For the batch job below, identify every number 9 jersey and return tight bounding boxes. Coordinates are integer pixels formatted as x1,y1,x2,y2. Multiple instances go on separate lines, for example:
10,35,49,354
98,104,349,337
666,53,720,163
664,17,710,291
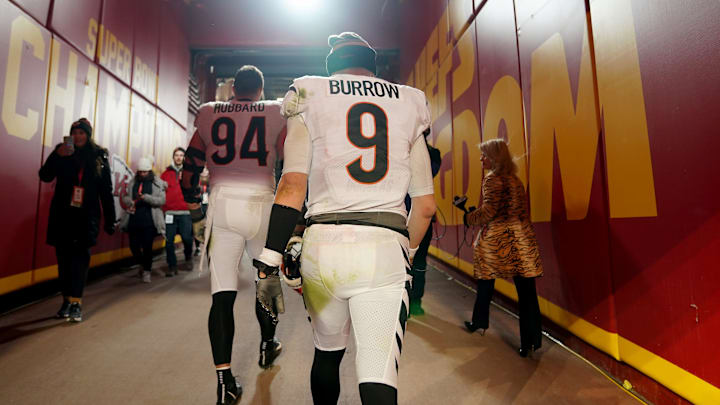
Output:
189,99,286,192
281,74,433,219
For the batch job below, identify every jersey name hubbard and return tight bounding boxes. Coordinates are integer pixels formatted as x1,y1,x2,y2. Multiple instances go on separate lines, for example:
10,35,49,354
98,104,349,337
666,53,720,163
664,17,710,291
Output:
283,74,431,218
192,100,285,192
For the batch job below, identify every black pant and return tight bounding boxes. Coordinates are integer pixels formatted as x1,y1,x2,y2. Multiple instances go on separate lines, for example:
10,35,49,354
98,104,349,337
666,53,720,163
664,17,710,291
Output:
55,245,91,298
471,276,542,349
409,224,433,301
165,214,193,268
129,226,156,272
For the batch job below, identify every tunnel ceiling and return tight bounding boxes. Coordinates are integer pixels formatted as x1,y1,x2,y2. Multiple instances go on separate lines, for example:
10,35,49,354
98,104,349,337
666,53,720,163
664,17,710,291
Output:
176,0,404,100
175,0,402,49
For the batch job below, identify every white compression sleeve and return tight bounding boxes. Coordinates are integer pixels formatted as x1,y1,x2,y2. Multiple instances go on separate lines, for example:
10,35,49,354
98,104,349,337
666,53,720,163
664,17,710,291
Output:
408,135,434,198
282,115,312,175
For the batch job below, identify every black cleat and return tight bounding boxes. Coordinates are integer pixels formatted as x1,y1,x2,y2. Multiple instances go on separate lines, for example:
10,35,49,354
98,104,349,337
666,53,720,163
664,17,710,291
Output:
56,300,70,319
216,375,242,405
67,302,82,323
259,338,282,369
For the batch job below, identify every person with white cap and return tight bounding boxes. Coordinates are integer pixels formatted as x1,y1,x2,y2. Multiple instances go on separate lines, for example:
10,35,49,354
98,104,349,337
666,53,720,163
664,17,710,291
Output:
253,32,436,405
120,156,167,283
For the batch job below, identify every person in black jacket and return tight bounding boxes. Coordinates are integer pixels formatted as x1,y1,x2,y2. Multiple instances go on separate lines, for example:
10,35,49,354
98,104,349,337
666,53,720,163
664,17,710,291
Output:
38,118,116,322
406,135,442,316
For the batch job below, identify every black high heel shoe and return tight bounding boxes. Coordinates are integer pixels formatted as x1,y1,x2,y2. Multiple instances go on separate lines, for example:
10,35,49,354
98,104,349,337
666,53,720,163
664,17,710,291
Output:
464,321,486,335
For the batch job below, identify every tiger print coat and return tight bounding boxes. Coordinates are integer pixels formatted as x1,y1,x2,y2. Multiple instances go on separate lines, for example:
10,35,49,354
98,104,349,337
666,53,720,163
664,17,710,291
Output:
466,172,543,280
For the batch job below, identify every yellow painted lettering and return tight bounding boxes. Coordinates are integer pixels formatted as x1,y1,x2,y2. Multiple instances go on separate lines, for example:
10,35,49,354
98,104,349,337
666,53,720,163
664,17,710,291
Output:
96,24,106,63
432,123,454,226
529,32,599,221
44,38,78,147
590,0,657,218
438,7,452,65
453,109,482,212
414,46,426,89
86,18,98,57
451,29,474,102
437,56,452,119
79,64,98,123
425,25,439,80
482,75,528,186
2,16,45,141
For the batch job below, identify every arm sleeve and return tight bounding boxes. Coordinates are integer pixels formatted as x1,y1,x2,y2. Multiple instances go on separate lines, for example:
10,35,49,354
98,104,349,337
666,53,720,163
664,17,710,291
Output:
413,93,432,144
281,115,312,175
99,154,117,225
38,146,61,182
280,80,309,118
467,175,502,226
408,135,434,198
142,180,166,207
182,129,206,203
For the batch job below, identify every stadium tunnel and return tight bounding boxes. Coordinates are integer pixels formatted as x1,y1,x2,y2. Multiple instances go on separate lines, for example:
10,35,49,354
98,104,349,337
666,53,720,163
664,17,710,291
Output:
0,0,718,404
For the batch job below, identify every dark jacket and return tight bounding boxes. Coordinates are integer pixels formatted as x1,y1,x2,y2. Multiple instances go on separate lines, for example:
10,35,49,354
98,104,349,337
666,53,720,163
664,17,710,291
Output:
39,143,116,247
160,164,189,212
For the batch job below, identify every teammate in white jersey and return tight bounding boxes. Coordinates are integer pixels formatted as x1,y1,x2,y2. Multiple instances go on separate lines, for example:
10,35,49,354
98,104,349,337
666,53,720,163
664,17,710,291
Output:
182,66,286,405
252,33,436,405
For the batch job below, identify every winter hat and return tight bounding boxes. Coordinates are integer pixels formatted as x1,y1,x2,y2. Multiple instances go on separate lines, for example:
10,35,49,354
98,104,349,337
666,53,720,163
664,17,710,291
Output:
137,156,153,172
70,118,93,138
326,32,376,76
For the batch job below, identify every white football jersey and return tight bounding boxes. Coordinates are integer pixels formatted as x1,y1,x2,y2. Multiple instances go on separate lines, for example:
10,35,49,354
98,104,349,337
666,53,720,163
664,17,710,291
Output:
190,100,286,192
282,74,432,218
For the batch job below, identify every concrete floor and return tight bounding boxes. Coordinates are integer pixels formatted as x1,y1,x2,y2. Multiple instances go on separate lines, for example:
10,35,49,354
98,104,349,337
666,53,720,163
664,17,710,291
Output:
0,254,640,405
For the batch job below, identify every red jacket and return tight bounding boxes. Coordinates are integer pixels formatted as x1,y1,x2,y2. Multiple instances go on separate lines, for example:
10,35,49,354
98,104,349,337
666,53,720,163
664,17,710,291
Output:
161,166,189,212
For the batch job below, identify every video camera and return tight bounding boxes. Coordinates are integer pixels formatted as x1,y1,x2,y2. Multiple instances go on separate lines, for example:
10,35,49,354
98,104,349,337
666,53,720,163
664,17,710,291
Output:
453,195,476,213
453,195,476,226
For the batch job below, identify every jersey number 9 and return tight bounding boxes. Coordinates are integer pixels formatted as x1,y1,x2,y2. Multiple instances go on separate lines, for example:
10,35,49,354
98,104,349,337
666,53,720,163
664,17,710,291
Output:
346,103,388,184
211,116,268,166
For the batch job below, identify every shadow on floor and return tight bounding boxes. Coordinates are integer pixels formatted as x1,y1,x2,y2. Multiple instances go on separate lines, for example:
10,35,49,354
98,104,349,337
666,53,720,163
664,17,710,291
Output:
0,316,66,345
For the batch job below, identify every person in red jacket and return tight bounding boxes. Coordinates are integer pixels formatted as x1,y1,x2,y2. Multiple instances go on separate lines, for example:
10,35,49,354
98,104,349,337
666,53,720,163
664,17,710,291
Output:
160,147,194,275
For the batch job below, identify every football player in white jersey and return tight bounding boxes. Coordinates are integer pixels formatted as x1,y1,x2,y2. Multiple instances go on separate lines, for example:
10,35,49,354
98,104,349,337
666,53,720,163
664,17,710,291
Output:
182,66,287,405
252,33,436,405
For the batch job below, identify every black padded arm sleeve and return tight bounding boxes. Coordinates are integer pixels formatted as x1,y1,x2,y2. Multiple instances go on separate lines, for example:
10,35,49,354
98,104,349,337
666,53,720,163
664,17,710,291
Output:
265,204,302,254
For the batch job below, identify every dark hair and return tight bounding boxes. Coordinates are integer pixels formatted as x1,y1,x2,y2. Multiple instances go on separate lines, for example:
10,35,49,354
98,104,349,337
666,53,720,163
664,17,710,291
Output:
233,65,264,97
173,147,186,155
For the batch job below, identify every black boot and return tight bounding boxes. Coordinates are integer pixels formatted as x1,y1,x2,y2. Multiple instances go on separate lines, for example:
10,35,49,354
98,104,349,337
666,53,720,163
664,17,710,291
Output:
67,302,82,323
259,338,282,369
56,299,70,319
216,373,242,405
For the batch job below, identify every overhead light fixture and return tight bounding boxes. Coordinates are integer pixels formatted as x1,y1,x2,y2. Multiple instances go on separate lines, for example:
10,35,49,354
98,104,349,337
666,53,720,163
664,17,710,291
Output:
286,0,320,13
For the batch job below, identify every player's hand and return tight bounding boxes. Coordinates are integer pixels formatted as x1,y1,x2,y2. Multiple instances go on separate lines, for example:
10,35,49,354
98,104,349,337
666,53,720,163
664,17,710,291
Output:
282,236,303,289
408,245,418,266
253,259,285,315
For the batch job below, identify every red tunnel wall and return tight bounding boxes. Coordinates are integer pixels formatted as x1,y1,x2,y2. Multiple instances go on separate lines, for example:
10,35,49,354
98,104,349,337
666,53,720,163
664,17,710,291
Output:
0,0,189,289
399,0,720,403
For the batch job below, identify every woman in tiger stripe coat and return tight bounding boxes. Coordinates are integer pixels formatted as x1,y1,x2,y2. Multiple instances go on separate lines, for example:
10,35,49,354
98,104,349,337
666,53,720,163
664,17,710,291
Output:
464,139,543,358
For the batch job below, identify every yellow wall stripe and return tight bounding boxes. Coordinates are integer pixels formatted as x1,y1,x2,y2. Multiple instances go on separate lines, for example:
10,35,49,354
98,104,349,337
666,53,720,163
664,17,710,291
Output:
429,246,720,402
0,238,168,296
619,337,720,405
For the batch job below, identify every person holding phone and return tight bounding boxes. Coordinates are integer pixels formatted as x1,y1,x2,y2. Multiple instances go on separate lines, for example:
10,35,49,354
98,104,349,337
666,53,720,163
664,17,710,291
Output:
120,156,167,283
38,118,116,322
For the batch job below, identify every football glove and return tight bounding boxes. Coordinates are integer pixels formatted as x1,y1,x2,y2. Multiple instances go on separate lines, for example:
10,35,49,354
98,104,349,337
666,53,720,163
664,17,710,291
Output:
282,236,303,290
253,259,285,316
